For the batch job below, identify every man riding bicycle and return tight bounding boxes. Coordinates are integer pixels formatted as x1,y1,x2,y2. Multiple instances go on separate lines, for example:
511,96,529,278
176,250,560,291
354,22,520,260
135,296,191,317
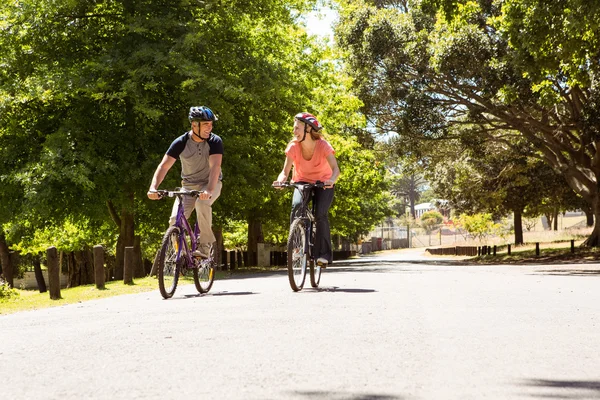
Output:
273,112,340,266
147,106,223,258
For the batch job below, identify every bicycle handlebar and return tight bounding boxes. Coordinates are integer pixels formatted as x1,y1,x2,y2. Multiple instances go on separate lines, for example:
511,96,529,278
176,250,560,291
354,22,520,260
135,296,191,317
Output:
272,181,326,190
153,189,210,199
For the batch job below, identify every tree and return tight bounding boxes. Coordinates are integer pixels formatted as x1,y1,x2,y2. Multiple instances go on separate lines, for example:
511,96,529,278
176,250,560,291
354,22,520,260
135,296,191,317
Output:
336,0,600,246
420,210,443,233
0,0,333,262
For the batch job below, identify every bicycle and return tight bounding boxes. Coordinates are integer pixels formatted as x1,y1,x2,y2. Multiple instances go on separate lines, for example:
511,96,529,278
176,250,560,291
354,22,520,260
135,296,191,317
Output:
273,181,326,291
154,189,216,299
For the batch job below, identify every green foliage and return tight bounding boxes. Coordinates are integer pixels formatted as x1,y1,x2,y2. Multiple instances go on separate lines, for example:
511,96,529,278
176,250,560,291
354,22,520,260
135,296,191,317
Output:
223,221,249,250
10,219,116,255
456,213,501,242
336,0,600,245
0,280,19,300
420,210,443,233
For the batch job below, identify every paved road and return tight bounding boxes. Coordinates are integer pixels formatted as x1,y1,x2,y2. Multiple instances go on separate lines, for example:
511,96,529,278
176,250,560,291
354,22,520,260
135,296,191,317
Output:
1,250,600,400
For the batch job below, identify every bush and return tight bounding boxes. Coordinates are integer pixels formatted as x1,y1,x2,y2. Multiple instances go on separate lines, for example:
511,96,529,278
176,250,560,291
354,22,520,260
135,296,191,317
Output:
0,279,19,300
420,211,444,233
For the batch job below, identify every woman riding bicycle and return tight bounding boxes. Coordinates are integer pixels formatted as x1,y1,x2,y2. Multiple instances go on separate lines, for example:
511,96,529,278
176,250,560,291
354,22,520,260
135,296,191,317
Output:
273,112,340,266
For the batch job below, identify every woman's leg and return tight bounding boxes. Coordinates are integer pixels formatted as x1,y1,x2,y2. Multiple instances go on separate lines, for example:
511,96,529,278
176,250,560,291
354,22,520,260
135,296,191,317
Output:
290,186,309,225
313,187,335,263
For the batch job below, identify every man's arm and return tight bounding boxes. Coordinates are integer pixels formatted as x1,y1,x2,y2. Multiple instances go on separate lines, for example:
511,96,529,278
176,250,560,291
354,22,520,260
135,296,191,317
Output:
201,153,222,199
147,154,177,199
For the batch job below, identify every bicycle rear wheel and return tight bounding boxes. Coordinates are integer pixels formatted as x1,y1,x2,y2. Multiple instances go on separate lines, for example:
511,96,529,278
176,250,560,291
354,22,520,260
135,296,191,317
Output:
158,226,182,299
287,219,307,291
194,243,215,293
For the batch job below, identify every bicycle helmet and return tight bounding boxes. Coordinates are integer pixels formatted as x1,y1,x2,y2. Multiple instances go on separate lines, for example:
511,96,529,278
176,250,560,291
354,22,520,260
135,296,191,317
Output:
188,106,218,122
295,112,323,131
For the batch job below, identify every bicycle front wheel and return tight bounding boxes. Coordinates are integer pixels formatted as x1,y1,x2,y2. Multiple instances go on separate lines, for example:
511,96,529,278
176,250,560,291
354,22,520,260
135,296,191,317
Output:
158,226,182,299
194,243,215,294
310,261,321,288
287,219,307,291
309,223,321,288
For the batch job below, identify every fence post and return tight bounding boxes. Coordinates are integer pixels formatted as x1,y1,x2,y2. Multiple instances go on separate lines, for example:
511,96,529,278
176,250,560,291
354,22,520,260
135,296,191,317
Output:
93,245,106,290
571,239,575,253
508,244,511,255
493,245,496,256
47,246,61,300
123,246,134,284
230,251,236,270
535,242,540,256
237,251,242,269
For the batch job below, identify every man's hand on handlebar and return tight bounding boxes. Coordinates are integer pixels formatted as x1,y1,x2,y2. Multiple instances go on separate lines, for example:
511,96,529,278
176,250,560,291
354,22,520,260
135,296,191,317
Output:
199,190,212,200
147,189,162,200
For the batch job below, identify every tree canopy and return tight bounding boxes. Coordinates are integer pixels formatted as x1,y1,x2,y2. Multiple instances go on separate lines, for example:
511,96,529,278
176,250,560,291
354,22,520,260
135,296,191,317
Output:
0,0,390,266
336,0,600,245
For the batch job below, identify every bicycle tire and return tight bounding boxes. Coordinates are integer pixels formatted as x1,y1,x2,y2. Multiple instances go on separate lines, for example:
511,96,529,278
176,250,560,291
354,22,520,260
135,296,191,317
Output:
287,218,307,291
309,223,321,287
310,261,321,288
193,243,215,293
158,226,182,299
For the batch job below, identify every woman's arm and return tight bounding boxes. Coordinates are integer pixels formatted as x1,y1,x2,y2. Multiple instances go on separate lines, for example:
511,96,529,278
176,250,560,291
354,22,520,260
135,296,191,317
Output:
325,153,340,188
273,155,293,187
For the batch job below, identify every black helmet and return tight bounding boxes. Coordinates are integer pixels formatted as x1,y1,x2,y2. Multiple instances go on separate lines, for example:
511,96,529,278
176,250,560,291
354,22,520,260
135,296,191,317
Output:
188,106,218,122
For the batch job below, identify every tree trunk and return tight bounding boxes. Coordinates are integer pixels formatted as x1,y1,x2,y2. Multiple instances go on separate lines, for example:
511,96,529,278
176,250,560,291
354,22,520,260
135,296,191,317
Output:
33,256,47,293
409,192,416,219
582,198,600,247
247,218,264,255
513,209,524,245
553,208,559,231
543,213,552,230
0,234,13,288
584,208,594,226
213,225,224,270
67,251,78,288
133,236,145,278
114,194,135,280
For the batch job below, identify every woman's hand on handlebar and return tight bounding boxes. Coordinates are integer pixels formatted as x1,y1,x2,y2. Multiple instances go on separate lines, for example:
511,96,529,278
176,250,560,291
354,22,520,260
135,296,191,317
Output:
272,180,287,189
324,180,335,189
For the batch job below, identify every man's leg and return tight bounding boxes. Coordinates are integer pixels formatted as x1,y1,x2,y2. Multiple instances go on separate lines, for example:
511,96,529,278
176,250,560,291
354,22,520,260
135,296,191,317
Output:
194,181,222,245
313,186,335,264
169,192,196,226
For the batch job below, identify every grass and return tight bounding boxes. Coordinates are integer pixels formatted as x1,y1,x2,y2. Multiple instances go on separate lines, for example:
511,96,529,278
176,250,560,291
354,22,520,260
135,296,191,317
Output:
465,240,600,264
0,266,282,316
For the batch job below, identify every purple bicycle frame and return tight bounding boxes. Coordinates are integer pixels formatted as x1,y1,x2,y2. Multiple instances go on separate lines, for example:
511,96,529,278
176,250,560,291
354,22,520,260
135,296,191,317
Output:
173,196,200,267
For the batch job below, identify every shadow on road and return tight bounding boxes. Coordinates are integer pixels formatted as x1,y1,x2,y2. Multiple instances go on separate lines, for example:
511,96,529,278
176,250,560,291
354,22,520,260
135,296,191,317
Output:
180,291,256,299
522,379,600,398
533,269,600,276
307,286,376,293
291,391,405,400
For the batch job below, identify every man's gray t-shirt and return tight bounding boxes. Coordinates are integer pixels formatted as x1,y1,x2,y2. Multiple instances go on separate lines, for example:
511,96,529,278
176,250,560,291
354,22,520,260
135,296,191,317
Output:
166,132,223,185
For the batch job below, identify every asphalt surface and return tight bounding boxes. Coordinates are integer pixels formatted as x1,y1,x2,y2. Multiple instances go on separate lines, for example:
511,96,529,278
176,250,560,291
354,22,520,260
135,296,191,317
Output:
1,249,599,400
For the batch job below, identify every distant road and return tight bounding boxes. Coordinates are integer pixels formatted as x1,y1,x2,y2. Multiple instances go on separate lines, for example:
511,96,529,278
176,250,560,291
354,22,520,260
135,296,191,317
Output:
2,249,599,399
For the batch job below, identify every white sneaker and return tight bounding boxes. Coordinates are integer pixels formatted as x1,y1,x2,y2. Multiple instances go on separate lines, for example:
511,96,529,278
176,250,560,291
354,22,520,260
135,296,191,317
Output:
316,257,329,267
193,244,211,259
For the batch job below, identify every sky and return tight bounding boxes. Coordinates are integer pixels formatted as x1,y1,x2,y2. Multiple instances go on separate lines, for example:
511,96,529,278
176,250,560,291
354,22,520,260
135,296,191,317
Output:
304,7,338,41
